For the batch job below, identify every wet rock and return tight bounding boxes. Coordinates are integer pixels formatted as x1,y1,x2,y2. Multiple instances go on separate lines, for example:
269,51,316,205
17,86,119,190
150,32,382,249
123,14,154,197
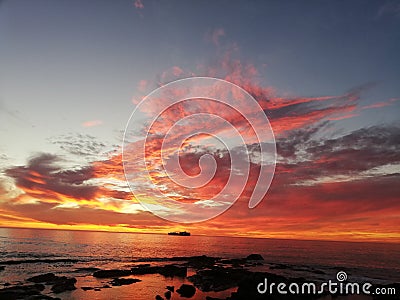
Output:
269,263,289,270
159,265,187,277
220,258,246,267
109,278,141,286
176,284,196,298
134,263,151,268
171,255,220,269
131,264,187,277
164,290,172,299
246,254,264,261
187,256,219,269
155,295,164,300
25,295,61,300
27,273,77,294
93,269,131,278
1,258,79,265
131,265,161,275
75,267,100,273
51,277,77,293
166,285,174,292
0,284,45,299
27,273,58,283
188,267,250,292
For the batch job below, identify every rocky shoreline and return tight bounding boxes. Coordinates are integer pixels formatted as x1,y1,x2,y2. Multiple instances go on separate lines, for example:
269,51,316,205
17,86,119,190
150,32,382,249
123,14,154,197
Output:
0,254,398,299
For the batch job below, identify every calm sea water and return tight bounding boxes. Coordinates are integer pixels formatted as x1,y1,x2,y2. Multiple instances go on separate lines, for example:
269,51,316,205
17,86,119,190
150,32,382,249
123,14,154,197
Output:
0,227,399,295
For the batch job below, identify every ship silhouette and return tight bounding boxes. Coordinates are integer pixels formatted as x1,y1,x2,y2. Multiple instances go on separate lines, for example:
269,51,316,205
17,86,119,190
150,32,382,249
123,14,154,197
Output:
167,231,191,236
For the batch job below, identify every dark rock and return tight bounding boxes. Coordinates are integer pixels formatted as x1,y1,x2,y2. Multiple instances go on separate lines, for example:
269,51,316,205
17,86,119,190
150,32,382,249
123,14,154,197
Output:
155,295,164,300
131,265,161,275
188,267,249,292
27,273,77,294
102,285,111,288
27,273,58,283
93,269,131,278
134,263,151,268
0,284,45,299
159,265,187,277
220,258,246,267
81,286,93,291
205,297,225,300
25,295,61,300
176,284,196,298
171,255,220,269
51,277,77,294
94,288,101,291
0,258,79,265
131,264,187,277
187,256,219,269
164,290,172,299
166,285,174,292
109,278,141,286
269,263,289,270
75,267,100,272
246,254,264,261
0,266,4,271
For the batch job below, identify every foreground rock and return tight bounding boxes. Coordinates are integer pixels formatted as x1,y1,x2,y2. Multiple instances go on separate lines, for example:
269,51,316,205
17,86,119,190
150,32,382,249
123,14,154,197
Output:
188,267,251,292
27,273,77,294
164,290,172,299
0,284,45,299
93,269,131,278
166,285,174,292
109,278,141,286
27,273,58,283
130,264,187,277
51,277,77,294
246,254,264,261
171,255,220,269
160,265,187,277
176,284,196,298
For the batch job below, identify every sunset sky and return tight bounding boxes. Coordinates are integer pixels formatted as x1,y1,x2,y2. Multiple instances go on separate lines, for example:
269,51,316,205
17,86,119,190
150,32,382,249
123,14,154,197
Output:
0,0,399,242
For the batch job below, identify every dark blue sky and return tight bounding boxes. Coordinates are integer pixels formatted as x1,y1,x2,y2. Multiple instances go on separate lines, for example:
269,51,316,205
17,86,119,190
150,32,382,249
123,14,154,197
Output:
0,0,399,161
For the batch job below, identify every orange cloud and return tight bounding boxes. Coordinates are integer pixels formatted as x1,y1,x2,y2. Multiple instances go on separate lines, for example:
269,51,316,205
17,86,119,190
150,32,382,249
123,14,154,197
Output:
82,120,103,127
2,53,399,242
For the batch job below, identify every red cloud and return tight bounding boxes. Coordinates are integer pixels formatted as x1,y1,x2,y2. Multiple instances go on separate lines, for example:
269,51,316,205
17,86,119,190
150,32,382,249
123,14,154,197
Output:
134,0,144,9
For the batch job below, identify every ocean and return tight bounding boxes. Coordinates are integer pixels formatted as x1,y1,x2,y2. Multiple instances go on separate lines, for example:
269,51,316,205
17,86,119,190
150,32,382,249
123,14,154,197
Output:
0,228,399,299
